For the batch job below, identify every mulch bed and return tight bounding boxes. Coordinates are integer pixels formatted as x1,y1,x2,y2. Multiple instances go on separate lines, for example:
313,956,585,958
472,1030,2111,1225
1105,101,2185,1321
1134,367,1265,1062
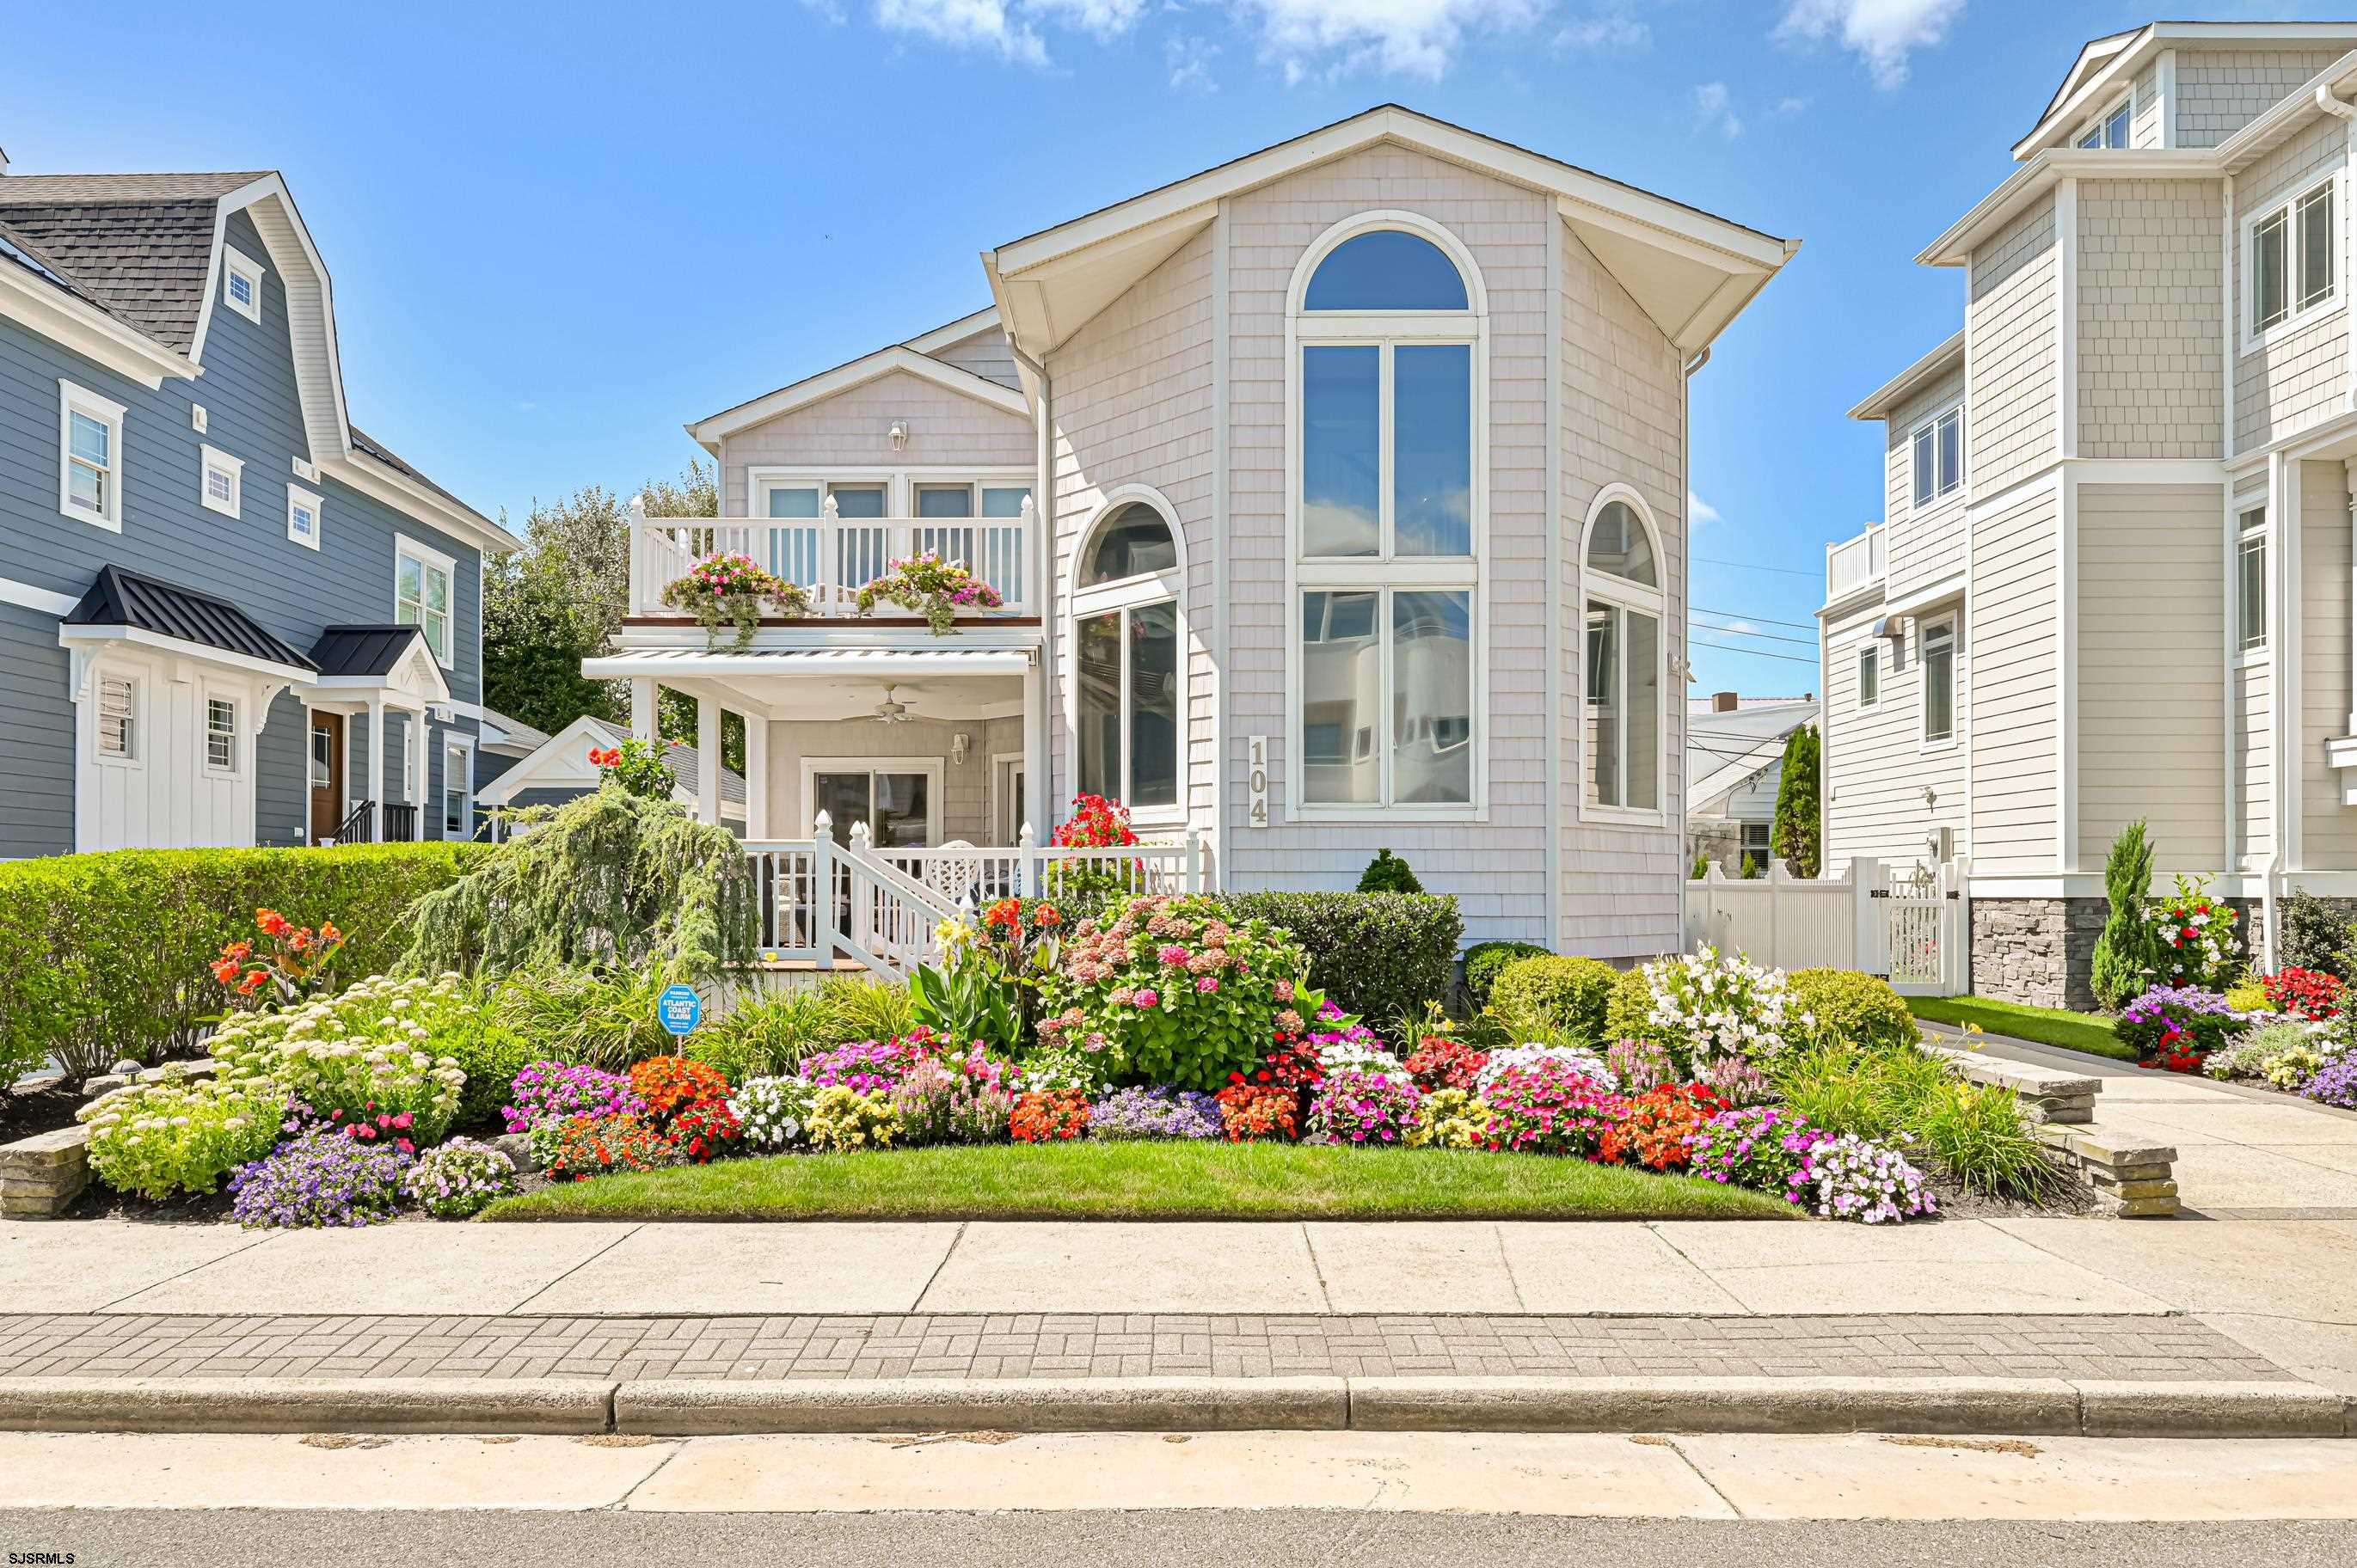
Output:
0,1084,85,1146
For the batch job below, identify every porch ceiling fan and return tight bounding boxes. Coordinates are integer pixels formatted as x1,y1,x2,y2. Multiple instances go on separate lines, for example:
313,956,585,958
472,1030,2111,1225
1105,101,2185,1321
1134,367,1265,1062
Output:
869,683,916,723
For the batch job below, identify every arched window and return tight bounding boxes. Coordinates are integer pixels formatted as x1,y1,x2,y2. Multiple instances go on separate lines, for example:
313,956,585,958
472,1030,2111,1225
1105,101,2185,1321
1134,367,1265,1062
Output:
1289,213,1484,816
1070,497,1184,813
1582,494,1666,817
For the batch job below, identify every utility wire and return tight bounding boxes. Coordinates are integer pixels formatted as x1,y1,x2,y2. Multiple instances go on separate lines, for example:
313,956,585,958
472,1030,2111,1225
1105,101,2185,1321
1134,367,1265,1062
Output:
1694,554,1824,579
1694,604,1819,632
1691,619,1820,648
1690,635,1822,667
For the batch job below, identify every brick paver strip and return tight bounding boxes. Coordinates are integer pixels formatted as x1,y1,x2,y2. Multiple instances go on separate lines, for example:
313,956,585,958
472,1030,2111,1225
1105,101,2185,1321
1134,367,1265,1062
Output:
0,1313,2290,1384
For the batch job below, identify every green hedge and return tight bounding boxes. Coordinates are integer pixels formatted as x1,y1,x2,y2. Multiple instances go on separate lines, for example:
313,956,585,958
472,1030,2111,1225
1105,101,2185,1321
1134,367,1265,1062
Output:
1464,941,1550,1009
1218,891,1463,1043
1785,968,1918,1052
0,842,490,1082
1490,955,1622,1043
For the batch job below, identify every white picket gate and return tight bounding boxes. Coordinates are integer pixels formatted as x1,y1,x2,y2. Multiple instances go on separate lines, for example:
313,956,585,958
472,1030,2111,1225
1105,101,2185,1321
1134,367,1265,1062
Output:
1683,857,1969,995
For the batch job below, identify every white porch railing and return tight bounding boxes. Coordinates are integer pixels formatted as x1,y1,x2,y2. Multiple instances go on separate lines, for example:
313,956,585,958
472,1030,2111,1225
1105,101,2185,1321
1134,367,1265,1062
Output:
741,818,1202,971
1824,525,1886,602
628,496,1033,619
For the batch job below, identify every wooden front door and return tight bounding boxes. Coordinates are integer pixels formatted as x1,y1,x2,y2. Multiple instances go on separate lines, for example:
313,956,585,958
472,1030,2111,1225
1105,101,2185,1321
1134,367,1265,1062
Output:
309,713,346,842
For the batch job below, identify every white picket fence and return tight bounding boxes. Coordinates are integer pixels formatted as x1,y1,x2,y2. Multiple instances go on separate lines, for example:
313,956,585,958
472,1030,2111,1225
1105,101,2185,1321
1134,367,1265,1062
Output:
1683,857,1971,995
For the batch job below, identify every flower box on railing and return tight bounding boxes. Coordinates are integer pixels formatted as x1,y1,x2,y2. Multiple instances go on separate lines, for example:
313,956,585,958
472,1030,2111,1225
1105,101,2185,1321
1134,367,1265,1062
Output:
626,496,1034,622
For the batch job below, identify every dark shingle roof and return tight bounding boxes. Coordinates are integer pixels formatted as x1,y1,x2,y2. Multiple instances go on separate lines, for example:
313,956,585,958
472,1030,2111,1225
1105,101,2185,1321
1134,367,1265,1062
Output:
64,565,316,672
0,216,117,315
309,625,429,678
0,177,262,351
347,425,483,519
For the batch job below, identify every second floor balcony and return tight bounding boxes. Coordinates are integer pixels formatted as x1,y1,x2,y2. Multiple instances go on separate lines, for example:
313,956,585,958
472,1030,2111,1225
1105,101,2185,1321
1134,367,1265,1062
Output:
1825,524,1886,604
625,495,1034,622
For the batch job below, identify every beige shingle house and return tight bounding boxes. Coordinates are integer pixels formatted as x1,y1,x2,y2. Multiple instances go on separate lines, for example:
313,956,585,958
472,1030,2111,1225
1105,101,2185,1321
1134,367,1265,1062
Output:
1820,21,2357,1007
590,107,1795,959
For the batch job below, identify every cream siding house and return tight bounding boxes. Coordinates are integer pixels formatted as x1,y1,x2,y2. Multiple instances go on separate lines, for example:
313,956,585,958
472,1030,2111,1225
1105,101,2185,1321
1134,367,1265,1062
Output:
594,107,1796,959
1820,21,2357,1007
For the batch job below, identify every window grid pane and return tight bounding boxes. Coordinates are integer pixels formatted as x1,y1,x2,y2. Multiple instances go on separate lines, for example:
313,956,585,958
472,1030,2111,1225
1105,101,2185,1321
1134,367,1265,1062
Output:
1391,344,1472,556
1912,426,1935,506
1301,346,1381,557
1130,600,1180,808
1391,590,1471,805
1923,627,1956,742
2255,211,2289,331
2238,524,2268,652
2300,185,2336,312
1301,590,1381,804
206,699,236,769
99,678,134,758
1858,646,1878,706
1937,411,1961,495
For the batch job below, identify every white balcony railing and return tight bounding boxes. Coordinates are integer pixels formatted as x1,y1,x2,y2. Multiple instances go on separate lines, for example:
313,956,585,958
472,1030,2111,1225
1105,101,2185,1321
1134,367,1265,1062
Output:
1825,525,1887,602
628,496,1033,620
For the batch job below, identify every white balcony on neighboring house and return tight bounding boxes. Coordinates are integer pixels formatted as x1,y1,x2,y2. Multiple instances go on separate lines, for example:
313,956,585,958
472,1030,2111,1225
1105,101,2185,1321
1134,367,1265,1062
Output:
626,495,1034,622
1825,524,1887,604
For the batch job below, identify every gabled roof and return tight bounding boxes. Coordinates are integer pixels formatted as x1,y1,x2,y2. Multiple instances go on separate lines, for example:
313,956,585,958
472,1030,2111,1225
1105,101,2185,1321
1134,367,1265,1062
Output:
1686,699,1814,814
308,624,429,678
985,104,1797,358
685,341,1029,453
62,564,316,675
0,166,512,554
2015,22,2357,160
1848,331,1965,421
478,707,555,755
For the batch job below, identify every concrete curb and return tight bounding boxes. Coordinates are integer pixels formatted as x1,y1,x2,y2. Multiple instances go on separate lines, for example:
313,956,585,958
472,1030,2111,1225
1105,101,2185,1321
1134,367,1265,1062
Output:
0,1374,2343,1439
616,1376,1351,1435
0,1377,613,1435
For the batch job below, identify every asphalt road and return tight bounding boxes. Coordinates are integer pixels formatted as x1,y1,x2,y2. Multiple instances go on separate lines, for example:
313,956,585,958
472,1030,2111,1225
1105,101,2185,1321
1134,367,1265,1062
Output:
8,1510,2357,1568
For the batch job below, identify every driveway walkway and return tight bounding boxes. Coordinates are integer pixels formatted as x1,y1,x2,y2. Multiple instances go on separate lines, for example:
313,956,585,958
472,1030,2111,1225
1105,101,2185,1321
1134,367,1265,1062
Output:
1941,1028,2357,1218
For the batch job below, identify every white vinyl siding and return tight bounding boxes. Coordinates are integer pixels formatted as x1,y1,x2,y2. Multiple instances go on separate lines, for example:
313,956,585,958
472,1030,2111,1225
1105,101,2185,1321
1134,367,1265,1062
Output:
1968,487,2059,877
1819,603,1966,874
2076,484,2227,871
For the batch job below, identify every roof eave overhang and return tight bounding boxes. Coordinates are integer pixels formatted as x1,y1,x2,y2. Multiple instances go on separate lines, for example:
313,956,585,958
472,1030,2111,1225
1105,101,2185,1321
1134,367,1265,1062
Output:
57,622,316,684
686,344,1030,448
1918,150,2220,266
986,107,1796,362
2215,53,2357,174
0,266,199,389
901,306,1001,355
326,449,515,556
2015,27,2152,159
1848,330,1967,421
2013,24,2357,159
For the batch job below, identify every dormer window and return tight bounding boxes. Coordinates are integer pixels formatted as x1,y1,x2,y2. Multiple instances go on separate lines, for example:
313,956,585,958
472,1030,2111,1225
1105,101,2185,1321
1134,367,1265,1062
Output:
224,247,265,324
2077,95,2130,150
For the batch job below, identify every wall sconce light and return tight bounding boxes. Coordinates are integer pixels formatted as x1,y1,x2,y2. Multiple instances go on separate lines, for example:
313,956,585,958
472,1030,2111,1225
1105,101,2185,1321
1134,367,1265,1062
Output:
950,732,970,765
888,419,911,450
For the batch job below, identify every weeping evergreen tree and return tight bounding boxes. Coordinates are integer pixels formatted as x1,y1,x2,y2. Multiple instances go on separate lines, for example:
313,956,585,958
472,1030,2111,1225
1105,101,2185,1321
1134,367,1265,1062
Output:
2090,818,2161,1012
399,786,758,978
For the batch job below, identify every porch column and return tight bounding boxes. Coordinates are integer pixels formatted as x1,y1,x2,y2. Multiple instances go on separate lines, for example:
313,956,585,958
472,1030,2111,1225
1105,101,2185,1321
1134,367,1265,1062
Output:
697,694,721,825
366,696,385,840
1022,653,1047,839
630,677,658,744
746,716,770,838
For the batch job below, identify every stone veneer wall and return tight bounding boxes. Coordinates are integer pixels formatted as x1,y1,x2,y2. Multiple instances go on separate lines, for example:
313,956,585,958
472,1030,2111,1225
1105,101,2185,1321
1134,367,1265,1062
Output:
1969,897,2108,1011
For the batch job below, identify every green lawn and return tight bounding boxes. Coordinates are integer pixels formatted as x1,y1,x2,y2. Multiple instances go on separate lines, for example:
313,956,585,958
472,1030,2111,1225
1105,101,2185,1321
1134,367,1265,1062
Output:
482,1142,1796,1222
1906,995,2137,1061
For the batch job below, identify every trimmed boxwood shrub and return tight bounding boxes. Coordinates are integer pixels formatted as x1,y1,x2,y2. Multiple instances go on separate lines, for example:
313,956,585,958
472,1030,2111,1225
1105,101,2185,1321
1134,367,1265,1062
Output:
1604,964,1660,1046
1218,891,1462,1044
1490,955,1621,1044
1785,968,1918,1051
1464,941,1549,1008
0,842,488,1082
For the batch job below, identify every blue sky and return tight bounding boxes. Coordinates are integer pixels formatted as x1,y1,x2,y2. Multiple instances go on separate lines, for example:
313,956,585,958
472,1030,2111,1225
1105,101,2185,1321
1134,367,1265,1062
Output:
6,2,2336,695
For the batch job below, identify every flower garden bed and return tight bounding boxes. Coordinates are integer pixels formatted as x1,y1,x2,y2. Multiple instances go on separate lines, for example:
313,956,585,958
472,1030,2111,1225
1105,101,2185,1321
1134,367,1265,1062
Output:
478,1141,1795,1222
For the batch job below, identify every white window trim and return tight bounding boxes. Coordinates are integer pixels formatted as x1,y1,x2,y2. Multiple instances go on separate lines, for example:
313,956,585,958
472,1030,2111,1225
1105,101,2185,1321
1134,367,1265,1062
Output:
1284,211,1489,822
1919,613,1961,752
58,381,127,532
1856,643,1880,710
395,533,458,669
222,246,266,325
2235,503,2269,665
1579,487,1671,826
199,444,244,519
2240,168,2347,355
746,466,1033,522
441,735,473,840
1908,401,1964,509
93,670,143,768
1065,487,1189,829
203,690,242,776
2076,93,2132,149
797,757,948,843
286,483,324,551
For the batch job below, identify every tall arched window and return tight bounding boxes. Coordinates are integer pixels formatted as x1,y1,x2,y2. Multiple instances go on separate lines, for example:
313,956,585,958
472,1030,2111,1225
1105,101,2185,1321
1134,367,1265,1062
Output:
1583,493,1666,817
1289,212,1484,815
1070,497,1183,812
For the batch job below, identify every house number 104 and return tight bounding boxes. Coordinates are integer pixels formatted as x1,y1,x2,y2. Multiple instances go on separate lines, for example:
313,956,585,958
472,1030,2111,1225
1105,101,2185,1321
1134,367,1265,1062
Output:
1247,735,1268,828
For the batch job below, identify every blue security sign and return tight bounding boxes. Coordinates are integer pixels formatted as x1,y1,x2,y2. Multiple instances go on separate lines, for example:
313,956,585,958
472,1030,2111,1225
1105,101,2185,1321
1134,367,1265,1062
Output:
657,984,703,1037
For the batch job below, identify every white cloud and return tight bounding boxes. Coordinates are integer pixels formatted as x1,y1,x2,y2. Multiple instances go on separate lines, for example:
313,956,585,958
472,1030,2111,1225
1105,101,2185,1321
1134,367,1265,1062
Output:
1556,2,1649,50
1693,81,1741,139
1235,0,1549,83
1167,32,1221,90
1689,490,1722,525
1773,94,1811,116
871,0,1146,67
1774,0,1963,89
801,0,848,20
